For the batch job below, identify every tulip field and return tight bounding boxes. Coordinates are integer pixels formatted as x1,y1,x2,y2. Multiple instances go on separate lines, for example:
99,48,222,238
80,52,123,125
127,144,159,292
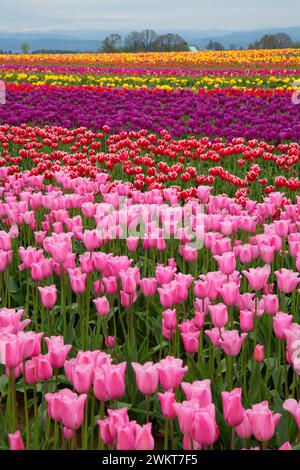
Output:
0,50,300,452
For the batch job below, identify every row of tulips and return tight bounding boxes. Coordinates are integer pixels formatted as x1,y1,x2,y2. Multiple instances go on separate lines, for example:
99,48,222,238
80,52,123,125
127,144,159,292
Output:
1,70,299,91
1,86,299,142
0,163,300,449
0,125,299,200
0,49,299,68
1,64,299,77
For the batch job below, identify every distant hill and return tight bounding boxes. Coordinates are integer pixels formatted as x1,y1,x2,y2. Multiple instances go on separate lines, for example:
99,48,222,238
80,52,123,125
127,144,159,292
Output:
0,27,299,52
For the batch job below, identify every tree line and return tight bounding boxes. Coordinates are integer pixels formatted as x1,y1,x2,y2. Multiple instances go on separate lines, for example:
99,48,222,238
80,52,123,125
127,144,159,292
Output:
206,33,300,51
99,30,189,53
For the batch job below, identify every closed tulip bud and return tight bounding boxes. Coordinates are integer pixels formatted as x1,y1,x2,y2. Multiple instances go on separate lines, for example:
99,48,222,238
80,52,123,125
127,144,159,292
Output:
63,427,73,440
240,310,254,332
162,309,177,330
181,331,200,354
279,441,293,450
273,312,293,340
61,392,87,431
8,430,25,450
253,344,265,362
126,236,139,252
72,363,93,394
105,335,115,349
158,390,177,419
117,422,136,450
93,296,110,317
103,362,126,400
192,404,219,446
209,303,228,328
218,282,239,307
33,354,53,381
97,418,114,445
283,399,300,429
135,423,155,450
262,294,279,315
38,285,57,309
102,276,118,295
24,359,38,384
221,388,244,427
44,336,72,369
235,411,252,439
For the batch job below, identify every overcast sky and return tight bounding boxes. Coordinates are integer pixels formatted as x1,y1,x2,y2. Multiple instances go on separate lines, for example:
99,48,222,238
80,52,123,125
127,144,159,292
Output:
1,0,299,32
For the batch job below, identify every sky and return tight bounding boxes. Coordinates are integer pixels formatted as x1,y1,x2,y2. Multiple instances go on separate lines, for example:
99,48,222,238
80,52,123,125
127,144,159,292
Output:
0,0,299,32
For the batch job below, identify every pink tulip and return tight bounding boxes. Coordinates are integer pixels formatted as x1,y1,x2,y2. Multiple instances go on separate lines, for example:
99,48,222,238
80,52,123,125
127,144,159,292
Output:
156,356,187,389
181,379,212,406
278,441,293,450
209,303,228,328
242,265,270,291
44,336,72,369
262,294,279,315
214,252,236,276
162,309,177,330
61,392,87,430
275,269,300,293
157,390,177,419
93,296,110,317
273,312,293,340
24,360,38,384
240,310,255,332
134,422,155,450
219,330,247,356
218,282,239,307
221,388,244,427
247,401,281,442
8,430,25,450
235,411,252,439
131,362,159,395
253,344,265,362
102,362,127,400
139,278,157,297
283,399,300,429
38,285,57,309
192,403,219,446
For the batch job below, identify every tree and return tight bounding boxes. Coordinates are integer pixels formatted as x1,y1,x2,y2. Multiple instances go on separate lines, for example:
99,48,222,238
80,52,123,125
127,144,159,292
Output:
229,44,237,50
152,34,189,52
99,34,122,53
21,42,30,54
206,40,225,51
274,33,294,48
139,30,158,51
249,33,294,50
124,31,143,52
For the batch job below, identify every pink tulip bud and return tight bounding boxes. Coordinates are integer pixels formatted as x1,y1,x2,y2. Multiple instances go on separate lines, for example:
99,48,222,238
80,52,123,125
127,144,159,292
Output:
93,296,110,317
8,430,25,450
253,344,265,362
158,389,177,419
